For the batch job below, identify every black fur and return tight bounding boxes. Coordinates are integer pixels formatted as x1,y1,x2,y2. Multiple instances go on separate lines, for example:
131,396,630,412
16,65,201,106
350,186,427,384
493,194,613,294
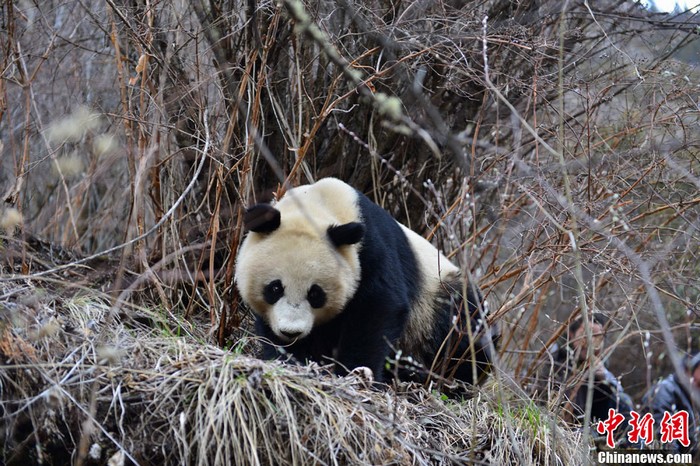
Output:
253,188,494,389
412,279,495,389
244,204,280,233
327,222,365,247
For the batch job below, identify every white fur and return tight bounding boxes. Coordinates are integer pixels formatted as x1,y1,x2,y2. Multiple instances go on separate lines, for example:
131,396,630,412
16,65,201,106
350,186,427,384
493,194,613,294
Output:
398,224,461,353
268,300,315,339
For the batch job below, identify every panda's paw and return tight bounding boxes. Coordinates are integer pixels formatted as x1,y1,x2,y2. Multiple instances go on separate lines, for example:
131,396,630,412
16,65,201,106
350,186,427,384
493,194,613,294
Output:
347,366,374,388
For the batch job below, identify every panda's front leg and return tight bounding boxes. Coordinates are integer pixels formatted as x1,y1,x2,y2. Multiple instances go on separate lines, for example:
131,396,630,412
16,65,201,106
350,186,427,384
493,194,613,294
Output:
334,303,408,383
255,316,286,360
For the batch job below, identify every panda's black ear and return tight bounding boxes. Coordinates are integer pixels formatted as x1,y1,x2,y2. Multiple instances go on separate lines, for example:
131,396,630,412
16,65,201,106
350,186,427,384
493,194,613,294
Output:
327,222,365,247
244,204,281,233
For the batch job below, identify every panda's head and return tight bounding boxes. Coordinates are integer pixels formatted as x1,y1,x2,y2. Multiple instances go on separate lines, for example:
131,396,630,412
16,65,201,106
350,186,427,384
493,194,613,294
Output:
235,188,364,342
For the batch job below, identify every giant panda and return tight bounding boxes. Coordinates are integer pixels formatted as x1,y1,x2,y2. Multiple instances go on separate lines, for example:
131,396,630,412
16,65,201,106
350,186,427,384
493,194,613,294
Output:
235,177,495,389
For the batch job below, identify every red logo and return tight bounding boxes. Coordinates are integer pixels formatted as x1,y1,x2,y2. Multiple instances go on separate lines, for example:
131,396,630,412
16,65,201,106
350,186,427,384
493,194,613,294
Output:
627,411,655,446
659,410,690,447
593,409,691,449
597,408,626,448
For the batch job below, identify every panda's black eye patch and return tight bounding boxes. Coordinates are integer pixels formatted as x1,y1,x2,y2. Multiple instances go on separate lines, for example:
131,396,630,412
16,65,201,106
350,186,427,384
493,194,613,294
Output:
263,280,284,305
307,284,327,309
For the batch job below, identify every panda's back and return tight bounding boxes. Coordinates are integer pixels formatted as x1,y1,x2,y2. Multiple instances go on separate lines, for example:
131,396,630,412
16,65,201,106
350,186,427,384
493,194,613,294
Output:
276,177,361,229
353,190,422,308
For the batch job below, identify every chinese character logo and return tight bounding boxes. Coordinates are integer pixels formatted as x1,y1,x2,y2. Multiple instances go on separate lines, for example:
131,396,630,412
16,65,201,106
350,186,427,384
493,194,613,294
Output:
593,409,690,449
627,411,654,446
659,410,690,447
596,408,625,448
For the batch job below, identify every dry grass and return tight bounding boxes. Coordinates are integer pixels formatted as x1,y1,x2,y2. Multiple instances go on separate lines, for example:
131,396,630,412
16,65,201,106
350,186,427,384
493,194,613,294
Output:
0,278,586,465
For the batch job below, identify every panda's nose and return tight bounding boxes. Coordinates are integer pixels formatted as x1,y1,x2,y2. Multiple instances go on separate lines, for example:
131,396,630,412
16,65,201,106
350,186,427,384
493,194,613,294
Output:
281,330,302,340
